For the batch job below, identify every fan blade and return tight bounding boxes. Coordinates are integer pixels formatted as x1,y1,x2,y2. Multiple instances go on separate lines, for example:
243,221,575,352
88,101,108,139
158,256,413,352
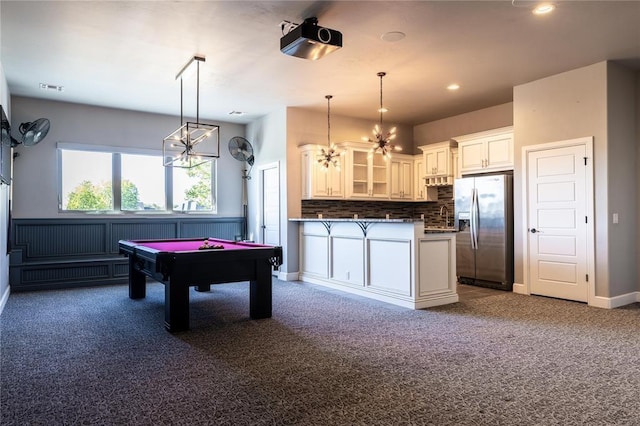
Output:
20,118,51,146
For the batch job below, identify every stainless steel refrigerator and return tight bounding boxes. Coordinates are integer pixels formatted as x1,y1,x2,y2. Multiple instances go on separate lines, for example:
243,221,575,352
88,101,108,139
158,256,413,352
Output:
454,173,513,290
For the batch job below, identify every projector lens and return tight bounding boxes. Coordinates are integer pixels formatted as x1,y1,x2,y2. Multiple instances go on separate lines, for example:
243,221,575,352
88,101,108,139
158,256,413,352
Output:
317,28,332,43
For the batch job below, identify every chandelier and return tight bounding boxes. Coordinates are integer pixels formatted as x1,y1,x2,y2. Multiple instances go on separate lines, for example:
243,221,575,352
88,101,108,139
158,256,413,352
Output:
163,55,220,168
317,95,343,170
363,71,401,160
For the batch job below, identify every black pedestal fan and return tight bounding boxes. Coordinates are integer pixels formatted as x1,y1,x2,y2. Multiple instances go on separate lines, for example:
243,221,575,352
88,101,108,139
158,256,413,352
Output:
228,137,254,241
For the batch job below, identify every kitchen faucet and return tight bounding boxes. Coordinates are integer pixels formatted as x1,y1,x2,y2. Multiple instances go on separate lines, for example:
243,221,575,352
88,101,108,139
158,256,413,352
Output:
439,205,450,228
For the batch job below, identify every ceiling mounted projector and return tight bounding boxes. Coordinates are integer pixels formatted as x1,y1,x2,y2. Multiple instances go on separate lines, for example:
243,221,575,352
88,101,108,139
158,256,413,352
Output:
280,17,342,60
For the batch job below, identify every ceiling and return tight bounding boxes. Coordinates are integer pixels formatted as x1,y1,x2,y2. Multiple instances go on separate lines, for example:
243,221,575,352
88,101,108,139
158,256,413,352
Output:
2,1,639,126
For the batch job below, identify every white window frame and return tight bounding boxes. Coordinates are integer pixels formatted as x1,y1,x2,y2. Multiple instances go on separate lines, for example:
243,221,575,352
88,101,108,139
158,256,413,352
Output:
57,142,217,215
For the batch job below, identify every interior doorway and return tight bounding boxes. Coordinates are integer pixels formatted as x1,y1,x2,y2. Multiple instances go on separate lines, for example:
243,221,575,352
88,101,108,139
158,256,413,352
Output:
259,162,280,247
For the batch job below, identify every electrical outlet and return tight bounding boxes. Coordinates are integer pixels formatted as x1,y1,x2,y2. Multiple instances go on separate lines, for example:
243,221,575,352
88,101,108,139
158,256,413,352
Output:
613,213,619,224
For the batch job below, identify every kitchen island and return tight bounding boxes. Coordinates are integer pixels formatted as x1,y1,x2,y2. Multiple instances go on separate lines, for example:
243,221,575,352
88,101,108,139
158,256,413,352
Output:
290,218,458,309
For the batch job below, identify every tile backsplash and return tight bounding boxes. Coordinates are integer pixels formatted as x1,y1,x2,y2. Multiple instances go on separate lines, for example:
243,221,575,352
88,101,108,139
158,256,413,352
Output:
301,186,455,227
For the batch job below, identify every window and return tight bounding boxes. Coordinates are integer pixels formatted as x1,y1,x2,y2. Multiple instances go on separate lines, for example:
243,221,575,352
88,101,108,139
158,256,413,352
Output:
121,153,166,211
58,143,216,214
173,162,213,211
61,150,113,211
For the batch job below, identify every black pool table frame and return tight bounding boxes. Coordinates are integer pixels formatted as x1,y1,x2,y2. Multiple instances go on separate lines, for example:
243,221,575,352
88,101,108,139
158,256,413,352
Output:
119,238,283,332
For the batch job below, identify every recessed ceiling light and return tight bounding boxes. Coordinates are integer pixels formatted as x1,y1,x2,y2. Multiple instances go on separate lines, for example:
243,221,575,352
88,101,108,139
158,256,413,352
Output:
228,111,246,116
532,3,555,15
381,31,406,42
447,83,461,91
40,83,64,92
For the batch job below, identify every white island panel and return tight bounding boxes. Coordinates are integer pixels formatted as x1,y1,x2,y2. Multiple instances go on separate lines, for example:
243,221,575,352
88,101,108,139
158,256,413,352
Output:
419,238,453,295
331,236,364,286
300,223,329,278
367,238,412,296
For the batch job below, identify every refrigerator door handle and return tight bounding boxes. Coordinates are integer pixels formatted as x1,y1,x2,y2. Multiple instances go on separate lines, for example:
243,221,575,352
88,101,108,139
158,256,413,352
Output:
470,188,478,250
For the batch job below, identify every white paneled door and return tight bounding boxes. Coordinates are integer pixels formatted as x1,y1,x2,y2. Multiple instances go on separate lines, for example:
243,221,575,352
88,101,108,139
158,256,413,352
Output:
526,142,590,302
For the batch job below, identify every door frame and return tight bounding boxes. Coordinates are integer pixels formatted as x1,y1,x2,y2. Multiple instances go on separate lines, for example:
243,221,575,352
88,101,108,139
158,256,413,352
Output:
257,161,280,245
520,137,596,305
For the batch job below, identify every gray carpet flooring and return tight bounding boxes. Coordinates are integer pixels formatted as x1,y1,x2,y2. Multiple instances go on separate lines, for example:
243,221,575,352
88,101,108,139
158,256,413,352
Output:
2,280,640,425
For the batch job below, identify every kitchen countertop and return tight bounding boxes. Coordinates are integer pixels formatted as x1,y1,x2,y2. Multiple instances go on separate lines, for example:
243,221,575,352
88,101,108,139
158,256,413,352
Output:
289,217,420,223
289,218,457,232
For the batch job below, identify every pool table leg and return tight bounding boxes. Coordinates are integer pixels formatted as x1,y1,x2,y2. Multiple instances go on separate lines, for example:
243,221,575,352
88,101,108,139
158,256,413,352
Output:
195,284,211,292
165,279,190,332
249,260,273,319
129,259,146,299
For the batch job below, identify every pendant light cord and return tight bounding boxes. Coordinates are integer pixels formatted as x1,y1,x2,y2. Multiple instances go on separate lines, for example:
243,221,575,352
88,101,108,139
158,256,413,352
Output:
326,95,332,147
179,58,202,127
378,71,386,127
180,78,183,127
196,60,200,124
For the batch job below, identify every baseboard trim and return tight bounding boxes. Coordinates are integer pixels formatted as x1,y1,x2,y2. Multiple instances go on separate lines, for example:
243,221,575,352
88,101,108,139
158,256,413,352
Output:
299,274,458,310
500,283,639,309
277,271,299,281
0,285,10,316
591,291,640,309
512,282,527,295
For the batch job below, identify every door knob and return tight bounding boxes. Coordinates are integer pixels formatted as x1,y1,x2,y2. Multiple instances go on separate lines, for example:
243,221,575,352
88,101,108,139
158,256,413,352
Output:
530,228,538,233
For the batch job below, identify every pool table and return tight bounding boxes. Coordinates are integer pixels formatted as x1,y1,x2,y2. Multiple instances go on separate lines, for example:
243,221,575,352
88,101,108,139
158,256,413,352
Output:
118,237,283,332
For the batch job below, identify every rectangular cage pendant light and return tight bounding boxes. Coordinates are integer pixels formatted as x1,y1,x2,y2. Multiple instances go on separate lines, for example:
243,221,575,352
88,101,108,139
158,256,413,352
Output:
163,122,220,168
163,55,220,168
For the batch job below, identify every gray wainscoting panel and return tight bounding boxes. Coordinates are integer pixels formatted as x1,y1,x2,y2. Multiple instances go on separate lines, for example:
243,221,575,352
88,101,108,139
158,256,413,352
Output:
180,221,242,241
22,264,110,284
10,217,244,291
113,262,130,278
14,223,107,258
110,222,178,253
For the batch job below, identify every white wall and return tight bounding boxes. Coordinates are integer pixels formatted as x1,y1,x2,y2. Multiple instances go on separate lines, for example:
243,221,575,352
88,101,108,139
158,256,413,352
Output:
287,106,414,153
413,103,513,146
606,62,638,296
245,108,291,271
10,97,246,218
513,61,638,298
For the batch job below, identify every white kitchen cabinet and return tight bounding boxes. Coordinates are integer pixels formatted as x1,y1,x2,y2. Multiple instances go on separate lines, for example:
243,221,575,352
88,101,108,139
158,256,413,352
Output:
413,155,438,201
344,143,389,199
455,126,513,175
417,140,457,186
300,144,344,199
451,147,460,179
389,155,414,200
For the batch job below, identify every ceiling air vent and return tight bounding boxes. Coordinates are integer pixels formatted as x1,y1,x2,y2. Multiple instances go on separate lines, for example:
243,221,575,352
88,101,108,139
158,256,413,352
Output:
39,83,64,92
